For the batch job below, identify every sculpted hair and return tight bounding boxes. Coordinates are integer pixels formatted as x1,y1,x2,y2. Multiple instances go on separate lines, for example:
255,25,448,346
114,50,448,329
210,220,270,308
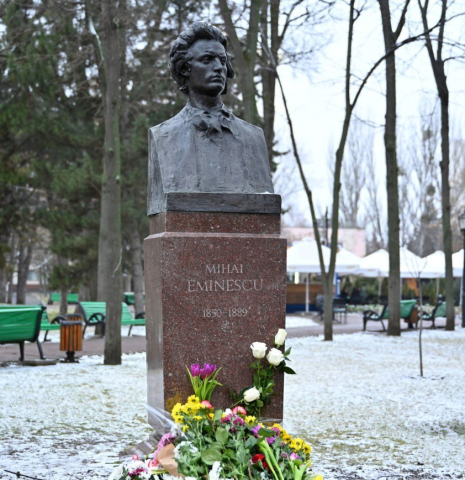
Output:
170,22,235,95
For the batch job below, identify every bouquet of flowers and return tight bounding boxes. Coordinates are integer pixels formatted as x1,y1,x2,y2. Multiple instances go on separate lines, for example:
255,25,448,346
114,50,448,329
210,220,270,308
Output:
233,328,295,418
186,363,222,402
109,329,323,480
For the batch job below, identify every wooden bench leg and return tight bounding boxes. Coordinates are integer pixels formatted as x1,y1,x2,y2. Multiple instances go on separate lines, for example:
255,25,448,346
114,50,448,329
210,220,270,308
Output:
36,340,46,360
128,325,133,337
380,320,386,331
19,341,25,361
43,330,50,342
363,318,367,331
82,324,87,338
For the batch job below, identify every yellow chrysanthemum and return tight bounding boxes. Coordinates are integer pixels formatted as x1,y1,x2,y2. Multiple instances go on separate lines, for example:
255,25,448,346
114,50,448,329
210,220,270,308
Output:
272,423,283,431
291,438,304,451
245,416,257,426
182,424,189,432
193,415,203,421
302,444,311,455
281,431,292,443
187,395,200,405
208,413,214,420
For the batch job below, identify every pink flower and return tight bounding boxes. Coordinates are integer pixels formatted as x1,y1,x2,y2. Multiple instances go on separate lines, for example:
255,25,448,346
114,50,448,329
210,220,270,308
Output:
290,452,300,460
221,414,232,423
131,454,139,461
146,458,158,469
200,400,213,409
232,406,247,415
190,363,200,377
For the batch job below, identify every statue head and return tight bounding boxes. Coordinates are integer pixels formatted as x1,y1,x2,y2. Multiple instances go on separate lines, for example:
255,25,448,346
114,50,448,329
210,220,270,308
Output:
170,22,235,97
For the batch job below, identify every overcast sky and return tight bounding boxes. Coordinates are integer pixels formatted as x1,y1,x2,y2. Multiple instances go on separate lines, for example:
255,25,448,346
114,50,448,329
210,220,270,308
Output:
272,0,465,227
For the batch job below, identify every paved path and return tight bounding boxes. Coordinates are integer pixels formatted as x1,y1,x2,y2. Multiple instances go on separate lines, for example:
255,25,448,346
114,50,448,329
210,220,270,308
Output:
0,313,460,363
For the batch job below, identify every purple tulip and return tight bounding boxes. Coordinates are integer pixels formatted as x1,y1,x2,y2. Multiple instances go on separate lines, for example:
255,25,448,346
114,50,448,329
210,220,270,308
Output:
190,363,200,377
266,436,276,445
289,452,300,460
200,363,216,379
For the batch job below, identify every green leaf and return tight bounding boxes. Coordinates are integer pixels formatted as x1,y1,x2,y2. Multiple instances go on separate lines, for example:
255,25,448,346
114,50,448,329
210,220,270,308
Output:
216,427,228,445
257,428,274,438
209,442,223,450
201,448,223,465
244,436,257,448
213,409,223,422
282,366,296,375
224,449,236,459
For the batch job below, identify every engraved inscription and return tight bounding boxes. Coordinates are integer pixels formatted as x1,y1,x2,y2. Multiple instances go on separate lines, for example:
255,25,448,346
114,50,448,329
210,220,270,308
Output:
203,308,249,318
186,264,263,293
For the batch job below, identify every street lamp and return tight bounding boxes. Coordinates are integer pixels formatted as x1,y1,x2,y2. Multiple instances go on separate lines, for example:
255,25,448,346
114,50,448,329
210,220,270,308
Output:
459,212,465,328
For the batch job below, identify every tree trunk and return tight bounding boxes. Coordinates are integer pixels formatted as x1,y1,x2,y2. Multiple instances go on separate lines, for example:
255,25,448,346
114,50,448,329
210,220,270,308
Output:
56,255,69,315
97,0,123,365
260,0,279,168
440,92,455,330
417,0,454,330
323,277,333,341
16,241,33,305
7,233,16,303
129,219,145,316
218,0,261,125
378,0,401,336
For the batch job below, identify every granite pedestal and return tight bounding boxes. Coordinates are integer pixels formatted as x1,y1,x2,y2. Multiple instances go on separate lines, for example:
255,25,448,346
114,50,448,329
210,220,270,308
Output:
145,210,287,430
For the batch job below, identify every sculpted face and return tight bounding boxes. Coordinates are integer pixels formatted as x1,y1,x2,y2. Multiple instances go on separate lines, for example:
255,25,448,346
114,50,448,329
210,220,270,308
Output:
185,39,227,97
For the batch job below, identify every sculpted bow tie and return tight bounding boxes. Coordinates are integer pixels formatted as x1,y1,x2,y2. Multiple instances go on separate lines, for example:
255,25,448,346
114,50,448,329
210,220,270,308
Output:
188,106,233,137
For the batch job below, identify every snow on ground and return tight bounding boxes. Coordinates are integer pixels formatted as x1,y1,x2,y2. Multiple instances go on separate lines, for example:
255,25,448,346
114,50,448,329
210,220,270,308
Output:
1,330,465,480
286,316,320,328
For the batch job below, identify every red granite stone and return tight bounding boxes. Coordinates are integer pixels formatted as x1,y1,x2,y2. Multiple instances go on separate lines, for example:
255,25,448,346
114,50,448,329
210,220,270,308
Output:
145,214,287,429
150,212,281,235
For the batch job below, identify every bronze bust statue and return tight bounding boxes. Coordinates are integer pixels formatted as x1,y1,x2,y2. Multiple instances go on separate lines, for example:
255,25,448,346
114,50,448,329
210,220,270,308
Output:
147,22,278,215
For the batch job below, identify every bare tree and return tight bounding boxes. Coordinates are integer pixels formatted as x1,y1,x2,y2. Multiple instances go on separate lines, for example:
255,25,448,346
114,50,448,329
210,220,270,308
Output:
450,136,465,250
418,0,460,330
400,105,442,256
218,0,262,125
332,119,369,228
377,0,411,336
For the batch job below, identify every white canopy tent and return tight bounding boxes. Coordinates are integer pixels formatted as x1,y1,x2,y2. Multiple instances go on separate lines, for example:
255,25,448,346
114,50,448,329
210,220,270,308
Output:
452,249,463,278
286,238,361,275
286,238,361,312
358,248,427,278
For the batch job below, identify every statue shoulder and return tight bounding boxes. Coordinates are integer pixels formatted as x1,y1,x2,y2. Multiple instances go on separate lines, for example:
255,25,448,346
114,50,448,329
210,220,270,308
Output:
149,110,186,138
232,116,266,145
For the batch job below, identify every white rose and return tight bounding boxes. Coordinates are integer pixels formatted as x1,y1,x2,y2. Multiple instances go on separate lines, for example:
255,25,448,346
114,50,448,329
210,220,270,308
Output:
224,408,232,416
250,342,267,359
243,386,260,403
274,329,287,346
267,348,284,366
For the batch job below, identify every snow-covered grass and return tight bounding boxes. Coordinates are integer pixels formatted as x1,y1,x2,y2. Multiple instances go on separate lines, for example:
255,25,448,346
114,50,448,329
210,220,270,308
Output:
1,330,465,480
285,330,465,479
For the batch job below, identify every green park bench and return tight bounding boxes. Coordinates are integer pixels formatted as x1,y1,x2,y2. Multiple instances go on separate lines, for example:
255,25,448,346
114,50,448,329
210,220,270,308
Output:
49,292,80,305
76,301,145,337
363,299,417,331
0,306,46,361
0,304,66,341
419,301,447,329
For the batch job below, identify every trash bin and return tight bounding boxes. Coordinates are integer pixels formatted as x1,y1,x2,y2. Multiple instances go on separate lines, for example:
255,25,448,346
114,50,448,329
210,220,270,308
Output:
60,314,83,363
